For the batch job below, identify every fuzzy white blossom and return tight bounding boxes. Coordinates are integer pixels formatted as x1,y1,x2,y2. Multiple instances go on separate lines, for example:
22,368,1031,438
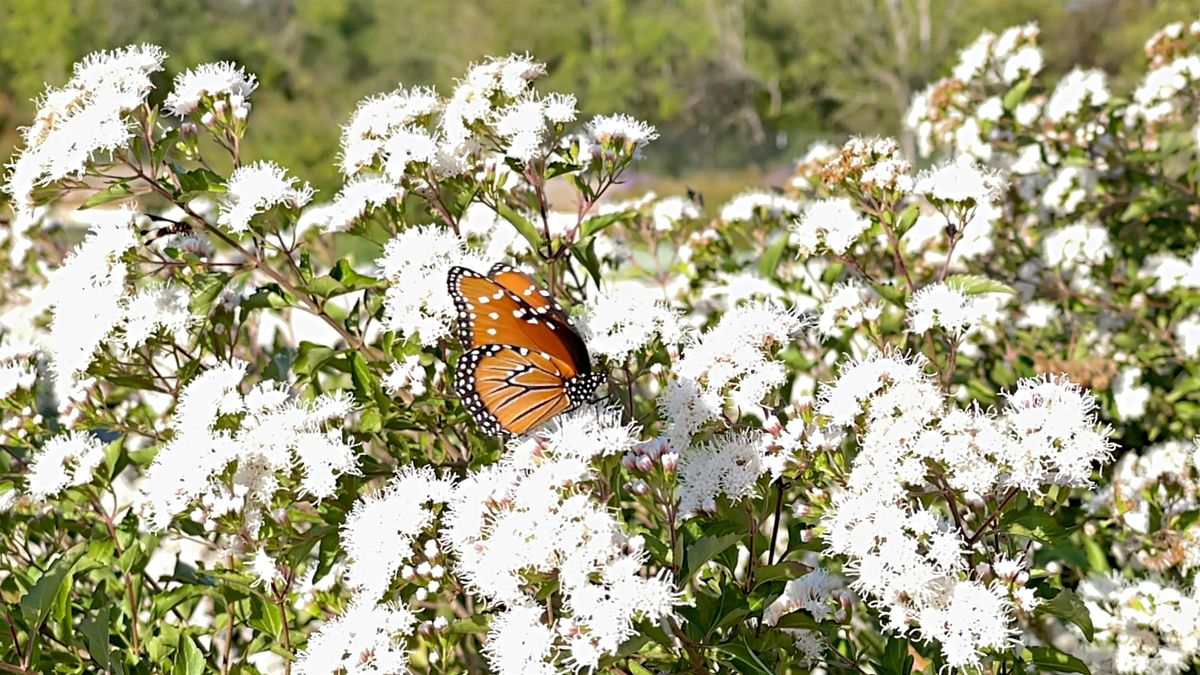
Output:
120,283,192,351
165,61,257,116
382,354,428,396
914,156,1003,206
5,44,165,227
1045,68,1110,123
218,161,314,233
1076,575,1200,674
294,600,418,675
340,466,454,602
1042,221,1112,273
907,282,1004,336
586,113,658,150
314,174,403,233
660,302,804,445
678,432,770,515
339,86,441,176
650,196,700,231
817,281,881,337
720,190,801,223
581,281,684,362
0,338,38,401
378,225,486,346
25,432,106,500
140,361,357,531
43,208,139,407
763,569,845,626
791,198,871,256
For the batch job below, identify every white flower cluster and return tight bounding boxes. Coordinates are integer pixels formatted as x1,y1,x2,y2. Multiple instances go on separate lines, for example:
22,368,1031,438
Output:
1042,220,1113,278
816,281,881,337
1126,21,1200,125
790,198,871,257
762,568,846,627
0,338,38,401
218,160,314,233
5,44,166,255
139,360,358,532
24,432,106,500
816,352,1111,668
677,432,771,516
377,225,487,346
294,599,418,675
906,24,1043,158
164,61,257,117
581,281,685,363
719,190,802,223
1144,246,1200,294
1077,575,1200,674
659,301,804,446
906,282,1005,336
914,155,1004,207
442,407,676,673
1045,68,1111,123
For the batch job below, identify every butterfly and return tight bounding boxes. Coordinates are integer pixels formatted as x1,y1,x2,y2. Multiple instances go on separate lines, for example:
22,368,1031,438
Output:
448,262,604,436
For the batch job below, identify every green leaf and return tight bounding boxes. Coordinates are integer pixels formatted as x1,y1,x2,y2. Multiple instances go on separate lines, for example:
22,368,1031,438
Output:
872,280,908,308
895,203,921,234
580,209,631,238
249,595,283,637
82,182,134,209
944,274,1016,295
20,543,85,630
189,272,230,315
1003,77,1034,111
80,608,111,668
571,237,603,287
874,636,916,675
350,351,374,404
683,532,743,580
1001,509,1071,544
496,202,543,250
172,634,205,675
1022,646,1091,674
627,662,655,675
715,638,774,675
176,167,226,196
757,234,789,278
450,614,491,634
1037,589,1094,641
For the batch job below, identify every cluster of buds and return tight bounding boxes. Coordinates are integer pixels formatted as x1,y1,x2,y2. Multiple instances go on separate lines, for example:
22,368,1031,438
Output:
621,437,678,497
416,615,450,637
788,142,839,195
401,538,448,602
200,93,252,128
977,555,1039,611
1144,19,1200,69
820,136,914,203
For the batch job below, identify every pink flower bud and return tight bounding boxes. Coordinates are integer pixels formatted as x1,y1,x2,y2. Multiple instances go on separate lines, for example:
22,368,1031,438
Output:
701,497,718,515
621,453,638,470
201,111,216,126
660,452,679,473
626,480,650,496
635,455,654,473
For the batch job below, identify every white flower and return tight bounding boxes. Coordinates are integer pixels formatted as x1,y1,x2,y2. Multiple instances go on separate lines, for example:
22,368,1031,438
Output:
314,174,403,233
678,432,770,515
907,282,1003,336
1003,374,1114,490
916,581,1015,669
953,31,995,82
139,361,357,530
817,281,881,337
651,196,700,231
581,281,684,362
382,126,440,179
586,113,658,150
976,96,1004,122
218,161,313,233
339,86,440,176
1144,248,1200,294
378,225,486,346
914,156,1003,206
382,354,427,396
1112,367,1151,421
1176,315,1200,358
294,599,417,675
1045,68,1110,123
1076,575,1200,675
1001,44,1044,83
763,569,845,625
249,548,281,586
120,283,192,351
660,302,804,445
1018,301,1059,329
5,44,165,219
0,339,37,400
165,61,257,116
43,208,139,407
1042,221,1112,272
341,466,454,602
720,190,801,223
1042,167,1093,215
25,432,106,500
484,605,557,675
791,198,871,256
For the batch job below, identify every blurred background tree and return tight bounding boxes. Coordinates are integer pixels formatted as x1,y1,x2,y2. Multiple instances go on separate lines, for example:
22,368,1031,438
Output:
1,0,1195,199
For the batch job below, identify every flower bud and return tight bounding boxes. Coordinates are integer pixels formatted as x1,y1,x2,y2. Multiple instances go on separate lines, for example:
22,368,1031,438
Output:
433,616,448,631
414,587,429,602
233,104,249,121
626,480,650,496
660,452,679,473
621,453,638,470
635,454,654,473
427,579,441,593
201,111,216,126
701,497,718,515
213,99,227,113
401,565,416,581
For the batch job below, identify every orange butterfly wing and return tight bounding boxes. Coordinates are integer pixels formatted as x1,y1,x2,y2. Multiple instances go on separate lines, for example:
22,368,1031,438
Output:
487,262,574,327
448,266,586,369
454,345,574,436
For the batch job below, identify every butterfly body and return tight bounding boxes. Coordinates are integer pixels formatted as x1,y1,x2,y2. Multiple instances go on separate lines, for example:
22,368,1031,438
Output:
448,263,602,436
